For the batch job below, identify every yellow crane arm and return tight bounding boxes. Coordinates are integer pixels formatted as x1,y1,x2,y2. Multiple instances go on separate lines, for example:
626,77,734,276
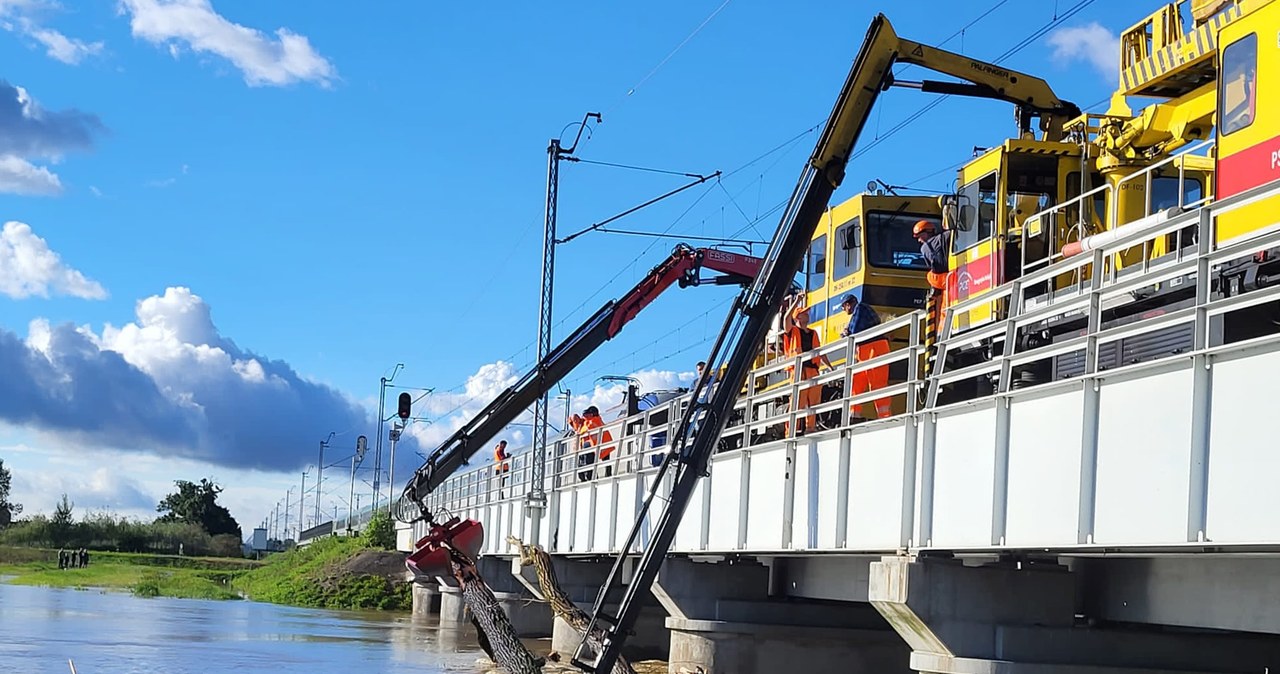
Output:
814,14,1081,163
1096,82,1217,161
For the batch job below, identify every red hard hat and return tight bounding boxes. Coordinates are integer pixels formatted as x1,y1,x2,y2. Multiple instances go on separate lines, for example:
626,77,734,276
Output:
912,220,935,236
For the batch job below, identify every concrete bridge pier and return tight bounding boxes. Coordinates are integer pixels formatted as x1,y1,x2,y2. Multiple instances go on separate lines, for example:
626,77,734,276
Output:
869,555,1280,674
410,576,440,616
544,557,670,662
656,557,910,674
436,556,555,637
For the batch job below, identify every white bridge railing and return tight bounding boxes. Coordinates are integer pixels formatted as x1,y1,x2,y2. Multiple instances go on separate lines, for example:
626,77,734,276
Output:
413,177,1280,559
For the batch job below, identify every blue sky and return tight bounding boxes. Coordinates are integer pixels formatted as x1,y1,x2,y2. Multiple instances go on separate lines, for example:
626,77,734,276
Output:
0,0,1125,533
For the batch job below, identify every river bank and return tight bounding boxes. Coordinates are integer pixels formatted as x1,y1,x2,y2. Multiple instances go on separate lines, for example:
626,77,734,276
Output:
0,546,258,599
235,535,413,610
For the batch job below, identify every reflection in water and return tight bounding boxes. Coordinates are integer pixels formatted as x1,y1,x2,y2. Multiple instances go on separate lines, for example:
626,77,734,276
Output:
0,583,488,674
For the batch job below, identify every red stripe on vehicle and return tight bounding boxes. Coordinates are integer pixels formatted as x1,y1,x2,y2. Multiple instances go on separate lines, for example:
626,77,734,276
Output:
1218,132,1280,198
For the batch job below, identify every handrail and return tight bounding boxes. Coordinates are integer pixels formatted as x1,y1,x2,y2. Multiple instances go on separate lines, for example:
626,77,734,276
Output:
421,178,1280,521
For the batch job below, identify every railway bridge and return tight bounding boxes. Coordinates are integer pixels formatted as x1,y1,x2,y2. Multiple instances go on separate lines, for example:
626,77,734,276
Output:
400,181,1280,674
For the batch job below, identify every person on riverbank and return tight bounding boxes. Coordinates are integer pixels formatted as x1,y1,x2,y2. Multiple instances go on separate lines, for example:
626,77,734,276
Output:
57,548,65,569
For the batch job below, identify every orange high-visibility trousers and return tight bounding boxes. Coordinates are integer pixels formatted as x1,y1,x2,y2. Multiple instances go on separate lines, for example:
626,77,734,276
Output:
851,338,892,419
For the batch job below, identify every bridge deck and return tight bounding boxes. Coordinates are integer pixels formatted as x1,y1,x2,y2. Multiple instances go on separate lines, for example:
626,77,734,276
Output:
407,179,1280,561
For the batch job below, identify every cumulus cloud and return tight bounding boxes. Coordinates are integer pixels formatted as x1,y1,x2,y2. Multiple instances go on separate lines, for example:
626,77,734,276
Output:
1047,22,1119,79
0,81,104,195
118,0,337,87
0,221,107,299
0,155,61,195
0,0,104,66
0,287,370,471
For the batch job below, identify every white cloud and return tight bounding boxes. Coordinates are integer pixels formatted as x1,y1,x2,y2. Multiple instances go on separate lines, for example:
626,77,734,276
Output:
0,155,61,195
0,221,106,299
118,0,336,87
28,25,104,65
1047,22,1119,79
0,80,103,195
0,0,104,66
0,287,370,472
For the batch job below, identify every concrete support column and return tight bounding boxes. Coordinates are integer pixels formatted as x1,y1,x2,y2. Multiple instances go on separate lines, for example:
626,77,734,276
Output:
543,557,670,661
411,579,440,616
436,557,555,637
667,620,908,674
655,557,910,674
869,556,1280,674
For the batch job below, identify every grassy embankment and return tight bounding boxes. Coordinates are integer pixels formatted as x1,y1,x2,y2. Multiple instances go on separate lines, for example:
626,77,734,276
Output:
0,546,258,600
234,535,411,611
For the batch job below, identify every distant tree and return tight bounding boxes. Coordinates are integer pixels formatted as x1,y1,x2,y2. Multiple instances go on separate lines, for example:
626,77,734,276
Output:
0,459,21,528
50,494,75,546
157,479,242,539
363,510,396,550
52,494,74,526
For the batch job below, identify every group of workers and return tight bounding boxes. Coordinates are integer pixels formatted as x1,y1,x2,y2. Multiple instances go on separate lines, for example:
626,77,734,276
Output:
486,218,954,476
57,547,89,569
780,217,950,436
490,405,618,486
779,290,893,436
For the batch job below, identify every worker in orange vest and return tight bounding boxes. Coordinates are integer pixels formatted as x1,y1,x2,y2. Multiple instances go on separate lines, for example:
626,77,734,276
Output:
915,220,952,330
493,440,510,474
575,406,615,480
492,440,510,497
782,294,833,436
840,294,892,419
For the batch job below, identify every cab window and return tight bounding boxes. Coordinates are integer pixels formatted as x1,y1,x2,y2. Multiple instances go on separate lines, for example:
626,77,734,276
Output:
833,217,861,280
953,173,998,253
1151,176,1204,211
806,234,827,292
1220,33,1257,136
866,211,932,270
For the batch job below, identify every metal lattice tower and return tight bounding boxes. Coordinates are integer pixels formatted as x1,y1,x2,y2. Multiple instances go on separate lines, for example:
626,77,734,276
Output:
528,137,561,543
528,113,599,545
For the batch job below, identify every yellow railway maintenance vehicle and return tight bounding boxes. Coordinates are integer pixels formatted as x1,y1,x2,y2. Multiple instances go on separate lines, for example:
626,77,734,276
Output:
743,191,939,423
936,0,1280,398
802,191,940,344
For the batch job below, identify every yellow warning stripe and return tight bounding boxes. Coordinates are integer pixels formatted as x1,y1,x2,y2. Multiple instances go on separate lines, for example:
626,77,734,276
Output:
1119,3,1244,96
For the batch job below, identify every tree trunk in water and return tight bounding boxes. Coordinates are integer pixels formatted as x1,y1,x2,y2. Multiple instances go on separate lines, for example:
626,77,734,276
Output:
453,554,544,674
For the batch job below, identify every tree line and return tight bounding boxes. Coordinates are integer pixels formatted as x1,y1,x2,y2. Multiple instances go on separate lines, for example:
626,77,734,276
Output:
0,460,245,558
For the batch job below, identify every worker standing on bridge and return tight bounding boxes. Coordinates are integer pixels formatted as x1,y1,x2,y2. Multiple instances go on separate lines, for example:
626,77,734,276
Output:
915,219,953,350
493,440,510,497
783,294,833,436
576,406,615,480
840,295,892,419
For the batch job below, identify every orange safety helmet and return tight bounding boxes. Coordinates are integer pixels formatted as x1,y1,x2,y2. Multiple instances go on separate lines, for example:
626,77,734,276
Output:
912,220,935,236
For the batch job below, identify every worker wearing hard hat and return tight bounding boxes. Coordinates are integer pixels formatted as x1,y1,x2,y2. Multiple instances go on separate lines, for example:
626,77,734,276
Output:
914,220,952,337
913,220,951,289
840,295,892,420
782,294,833,436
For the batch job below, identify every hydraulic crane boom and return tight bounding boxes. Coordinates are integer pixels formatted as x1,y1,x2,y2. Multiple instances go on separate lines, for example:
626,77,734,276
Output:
572,13,1077,673
397,244,762,521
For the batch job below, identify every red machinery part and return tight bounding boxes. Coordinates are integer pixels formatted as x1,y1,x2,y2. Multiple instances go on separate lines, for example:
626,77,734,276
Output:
405,517,485,578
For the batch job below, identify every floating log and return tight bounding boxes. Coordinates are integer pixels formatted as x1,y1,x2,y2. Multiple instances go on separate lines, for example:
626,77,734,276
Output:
509,535,636,674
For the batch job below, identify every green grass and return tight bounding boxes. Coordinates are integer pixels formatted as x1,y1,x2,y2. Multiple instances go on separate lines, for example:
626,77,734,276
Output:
235,536,411,611
0,547,253,600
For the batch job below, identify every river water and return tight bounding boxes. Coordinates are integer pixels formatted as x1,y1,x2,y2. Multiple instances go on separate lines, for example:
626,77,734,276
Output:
0,583,490,674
